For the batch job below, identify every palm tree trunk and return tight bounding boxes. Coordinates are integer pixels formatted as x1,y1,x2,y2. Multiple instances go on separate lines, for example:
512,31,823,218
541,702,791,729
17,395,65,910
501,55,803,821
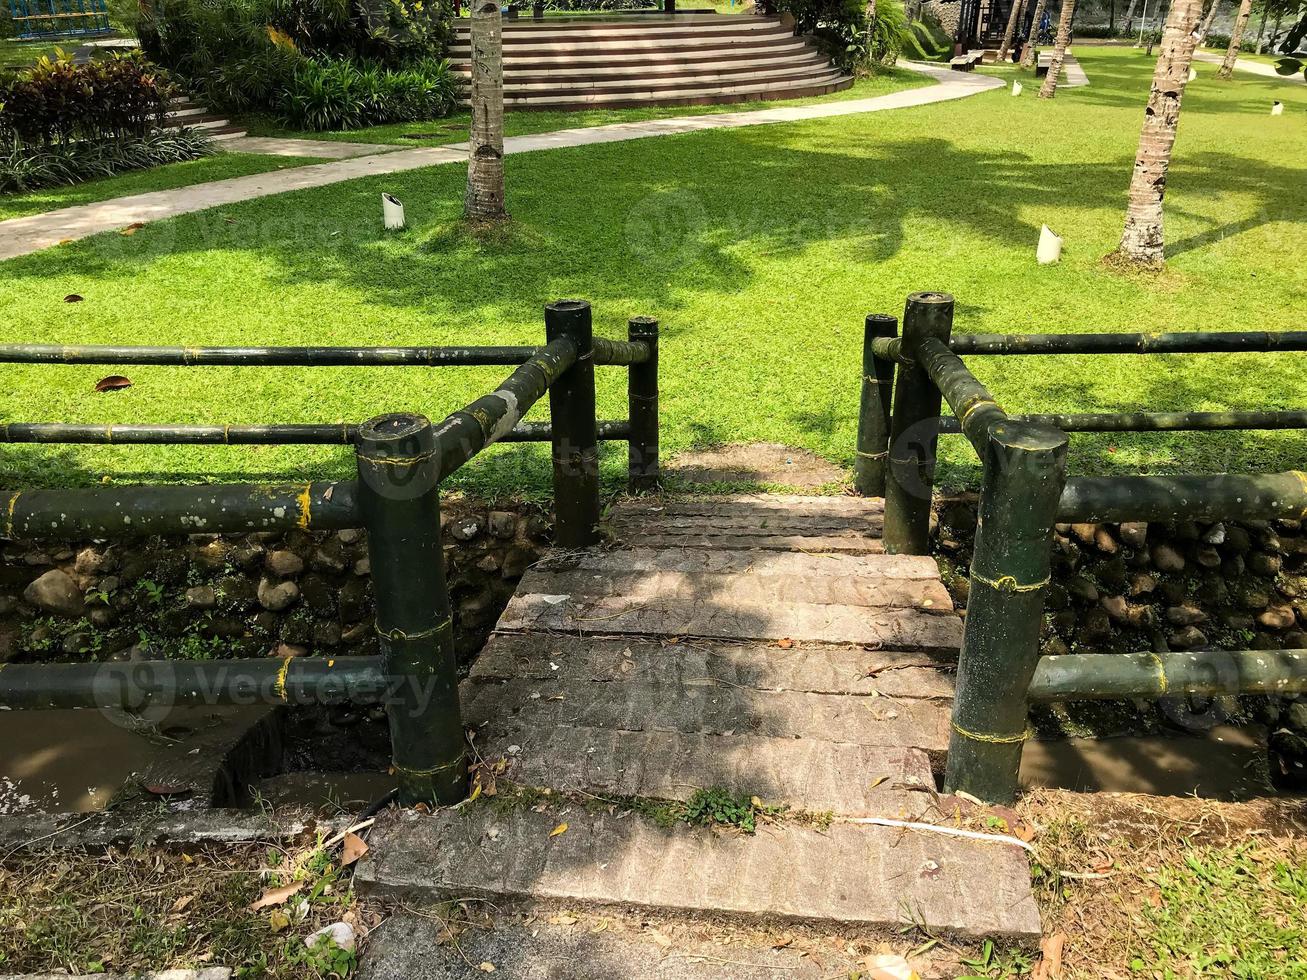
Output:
465,0,507,223
1196,0,1220,44
1020,0,1048,67
1038,0,1077,98
998,0,1027,61
1122,0,1140,34
1254,2,1269,53
865,0,878,60
1218,0,1253,76
1112,0,1203,267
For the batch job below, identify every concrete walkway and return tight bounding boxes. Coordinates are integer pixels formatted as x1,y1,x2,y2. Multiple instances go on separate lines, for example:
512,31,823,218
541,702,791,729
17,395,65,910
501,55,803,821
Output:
0,63,1001,262
222,136,407,158
1194,50,1305,82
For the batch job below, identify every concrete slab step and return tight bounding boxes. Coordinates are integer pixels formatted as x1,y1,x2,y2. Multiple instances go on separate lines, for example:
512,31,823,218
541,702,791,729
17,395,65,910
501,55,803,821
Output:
475,722,940,816
531,547,931,577
450,43,822,70
452,22,791,43
471,634,958,695
355,807,1043,941
448,34,807,55
616,493,887,519
455,62,838,93
463,52,827,78
462,675,954,755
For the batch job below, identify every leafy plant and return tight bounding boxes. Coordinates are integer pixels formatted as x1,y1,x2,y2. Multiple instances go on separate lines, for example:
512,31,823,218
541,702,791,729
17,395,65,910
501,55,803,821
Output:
0,129,212,194
681,788,783,834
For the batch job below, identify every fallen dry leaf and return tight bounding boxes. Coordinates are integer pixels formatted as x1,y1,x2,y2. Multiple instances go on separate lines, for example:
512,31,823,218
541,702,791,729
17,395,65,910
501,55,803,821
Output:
63,293,83,302
171,894,195,913
777,637,794,649
95,375,133,393
249,881,305,911
340,832,369,867
478,962,496,972
549,822,569,838
268,909,291,933
142,782,188,797
120,222,146,236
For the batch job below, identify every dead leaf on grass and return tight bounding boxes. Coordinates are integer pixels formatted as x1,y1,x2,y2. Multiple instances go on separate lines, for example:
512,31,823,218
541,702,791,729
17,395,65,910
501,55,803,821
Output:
171,894,195,913
120,222,146,236
249,880,305,911
549,822,568,838
95,375,133,392
340,832,368,867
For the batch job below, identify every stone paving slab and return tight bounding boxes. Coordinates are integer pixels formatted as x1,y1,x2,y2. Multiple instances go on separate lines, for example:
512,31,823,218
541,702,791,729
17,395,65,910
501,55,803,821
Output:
355,807,1043,941
541,546,942,578
0,63,1002,260
463,675,953,754
471,634,958,695
476,722,939,816
360,913,864,979
2,973,230,980
221,136,406,158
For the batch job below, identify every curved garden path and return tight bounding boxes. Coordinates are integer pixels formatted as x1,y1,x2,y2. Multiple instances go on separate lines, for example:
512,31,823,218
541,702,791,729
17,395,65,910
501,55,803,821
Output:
0,63,1002,262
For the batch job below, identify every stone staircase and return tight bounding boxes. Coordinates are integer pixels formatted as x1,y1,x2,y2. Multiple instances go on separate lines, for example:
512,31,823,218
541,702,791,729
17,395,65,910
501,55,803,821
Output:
449,13,852,109
355,495,1043,973
164,97,247,143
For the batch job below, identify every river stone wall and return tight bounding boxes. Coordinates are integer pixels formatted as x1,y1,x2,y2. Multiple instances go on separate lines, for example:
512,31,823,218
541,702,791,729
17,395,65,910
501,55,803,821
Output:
0,500,549,669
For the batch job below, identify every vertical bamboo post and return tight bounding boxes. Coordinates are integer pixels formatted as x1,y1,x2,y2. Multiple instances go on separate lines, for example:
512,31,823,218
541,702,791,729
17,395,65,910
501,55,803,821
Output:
943,420,1068,803
356,413,466,806
854,313,898,497
882,293,953,554
627,315,660,494
547,300,600,549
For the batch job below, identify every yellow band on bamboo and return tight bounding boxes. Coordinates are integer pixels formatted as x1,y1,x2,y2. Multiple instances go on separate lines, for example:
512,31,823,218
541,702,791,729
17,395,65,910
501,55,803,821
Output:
952,721,1031,744
959,397,1001,426
296,483,313,530
395,754,466,778
5,492,21,540
1292,471,1307,519
273,655,294,702
376,618,453,642
357,449,437,467
970,570,1050,593
1149,653,1168,695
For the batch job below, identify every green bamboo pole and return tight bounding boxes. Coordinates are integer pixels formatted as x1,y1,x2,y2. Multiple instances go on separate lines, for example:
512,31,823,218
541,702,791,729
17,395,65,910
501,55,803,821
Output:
950,331,1307,355
943,420,1069,804
0,344,539,366
356,413,466,807
939,410,1307,434
883,293,953,554
0,481,358,540
915,335,1007,459
0,420,632,446
0,657,387,711
546,300,601,549
854,313,898,497
1029,650,1307,702
1059,471,1307,523
592,336,652,366
627,316,660,494
428,336,577,479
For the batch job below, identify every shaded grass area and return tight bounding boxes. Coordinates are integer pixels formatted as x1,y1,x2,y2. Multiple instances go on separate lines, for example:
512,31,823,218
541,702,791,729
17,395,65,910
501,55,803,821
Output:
1021,790,1307,979
0,46,1303,493
0,153,325,222
245,68,930,145
0,36,75,67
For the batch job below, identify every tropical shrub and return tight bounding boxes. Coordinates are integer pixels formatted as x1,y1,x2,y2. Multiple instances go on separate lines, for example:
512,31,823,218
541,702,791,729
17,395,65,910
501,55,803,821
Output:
0,51,176,146
0,128,212,193
756,0,910,71
281,55,455,129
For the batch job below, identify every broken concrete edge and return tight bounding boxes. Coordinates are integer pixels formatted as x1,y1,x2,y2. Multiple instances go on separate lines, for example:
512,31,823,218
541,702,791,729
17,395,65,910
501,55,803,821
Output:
0,972,232,980
0,805,354,853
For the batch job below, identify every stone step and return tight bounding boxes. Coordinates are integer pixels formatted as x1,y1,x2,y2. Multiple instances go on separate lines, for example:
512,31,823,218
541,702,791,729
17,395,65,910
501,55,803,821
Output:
452,21,791,43
471,634,959,695
454,62,837,94
448,33,806,55
354,807,1043,941
360,912,863,980
450,43,822,70
616,493,887,518
463,51,828,78
475,722,940,817
531,546,931,577
463,675,954,756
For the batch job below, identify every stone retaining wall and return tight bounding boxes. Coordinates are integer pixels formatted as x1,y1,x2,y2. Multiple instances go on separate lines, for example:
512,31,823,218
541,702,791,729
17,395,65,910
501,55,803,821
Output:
0,500,549,669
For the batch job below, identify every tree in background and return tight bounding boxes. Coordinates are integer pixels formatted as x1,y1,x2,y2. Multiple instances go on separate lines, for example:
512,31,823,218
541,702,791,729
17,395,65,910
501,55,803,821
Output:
465,0,507,223
1122,0,1141,34
1218,0,1255,75
997,0,1027,61
1020,0,1049,67
1038,0,1077,97
1110,0,1204,267
1196,0,1222,44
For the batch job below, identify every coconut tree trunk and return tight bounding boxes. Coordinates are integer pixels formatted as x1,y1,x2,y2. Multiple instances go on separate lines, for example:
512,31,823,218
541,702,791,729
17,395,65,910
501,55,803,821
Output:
1122,0,1140,34
1254,2,1269,52
865,0,878,59
1038,0,1078,98
1112,0,1203,267
1218,0,1254,75
465,0,507,223
998,0,1027,60
1196,0,1221,44
1020,0,1049,66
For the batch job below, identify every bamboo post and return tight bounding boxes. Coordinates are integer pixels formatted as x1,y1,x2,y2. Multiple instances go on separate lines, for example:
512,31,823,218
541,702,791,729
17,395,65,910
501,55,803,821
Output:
882,293,953,554
854,313,898,497
356,413,467,807
943,420,1068,803
546,300,601,549
627,315,660,494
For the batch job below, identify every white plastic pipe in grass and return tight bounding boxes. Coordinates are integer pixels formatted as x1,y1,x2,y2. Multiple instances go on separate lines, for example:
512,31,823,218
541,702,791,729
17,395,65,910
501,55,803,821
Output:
1012,79,1023,95
838,816,1037,853
1189,67,1198,80
1272,101,1284,116
1037,224,1063,264
382,193,406,231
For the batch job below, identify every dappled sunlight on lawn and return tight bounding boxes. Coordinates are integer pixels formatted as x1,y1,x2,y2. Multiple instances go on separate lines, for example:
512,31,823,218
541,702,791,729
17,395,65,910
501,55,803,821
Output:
0,46,1302,492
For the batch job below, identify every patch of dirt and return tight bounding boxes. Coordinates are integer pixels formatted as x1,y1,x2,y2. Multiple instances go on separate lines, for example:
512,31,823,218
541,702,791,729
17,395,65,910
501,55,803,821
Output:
666,443,847,489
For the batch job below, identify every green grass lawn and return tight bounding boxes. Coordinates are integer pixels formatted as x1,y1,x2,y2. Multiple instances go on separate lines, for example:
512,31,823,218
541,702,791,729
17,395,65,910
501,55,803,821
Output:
245,68,930,146
0,36,75,67
0,153,325,222
0,47,1303,494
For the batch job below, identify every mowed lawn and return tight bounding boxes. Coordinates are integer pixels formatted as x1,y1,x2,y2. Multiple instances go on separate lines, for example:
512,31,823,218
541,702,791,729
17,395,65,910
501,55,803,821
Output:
0,46,1303,494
